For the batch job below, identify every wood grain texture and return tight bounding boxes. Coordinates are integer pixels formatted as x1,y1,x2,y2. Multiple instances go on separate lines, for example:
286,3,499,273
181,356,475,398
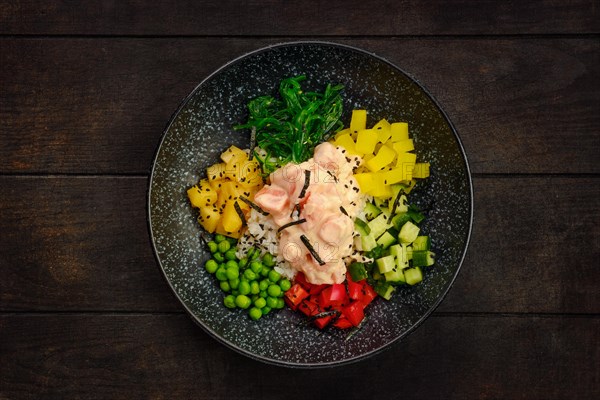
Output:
1,176,598,313
1,38,598,174
1,314,598,399
1,0,599,36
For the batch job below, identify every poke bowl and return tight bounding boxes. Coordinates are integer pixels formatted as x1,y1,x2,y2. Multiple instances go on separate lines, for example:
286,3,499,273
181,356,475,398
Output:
147,41,473,367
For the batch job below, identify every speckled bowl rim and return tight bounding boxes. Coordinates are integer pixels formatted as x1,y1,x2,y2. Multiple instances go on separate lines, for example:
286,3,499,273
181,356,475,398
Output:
147,40,474,368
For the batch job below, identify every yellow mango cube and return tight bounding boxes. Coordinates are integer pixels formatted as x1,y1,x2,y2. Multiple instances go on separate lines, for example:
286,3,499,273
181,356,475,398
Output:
206,162,227,181
370,172,393,197
381,166,413,185
187,180,218,208
355,129,378,155
220,145,248,164
350,110,367,134
198,206,220,233
221,201,243,233
366,144,396,172
390,122,409,142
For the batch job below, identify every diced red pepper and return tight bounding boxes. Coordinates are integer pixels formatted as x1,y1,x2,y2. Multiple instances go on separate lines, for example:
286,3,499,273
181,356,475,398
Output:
313,314,333,330
308,283,327,296
298,299,320,317
343,301,365,327
346,274,364,301
360,283,378,306
293,272,311,290
284,283,310,310
318,283,347,308
333,316,353,329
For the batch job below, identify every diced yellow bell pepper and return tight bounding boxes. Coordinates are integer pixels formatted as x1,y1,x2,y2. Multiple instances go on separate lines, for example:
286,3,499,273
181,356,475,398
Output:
390,122,409,142
334,128,351,140
392,139,414,153
366,144,396,172
350,110,367,134
370,172,393,197
413,163,430,178
353,172,375,193
381,166,413,185
373,119,391,143
334,132,360,155
355,129,378,155
395,152,417,171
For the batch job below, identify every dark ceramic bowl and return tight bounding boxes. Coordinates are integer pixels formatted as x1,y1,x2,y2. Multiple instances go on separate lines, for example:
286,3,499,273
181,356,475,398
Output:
148,41,472,367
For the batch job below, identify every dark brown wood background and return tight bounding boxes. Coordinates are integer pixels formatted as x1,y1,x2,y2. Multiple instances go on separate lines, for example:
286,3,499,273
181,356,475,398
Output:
1,1,599,399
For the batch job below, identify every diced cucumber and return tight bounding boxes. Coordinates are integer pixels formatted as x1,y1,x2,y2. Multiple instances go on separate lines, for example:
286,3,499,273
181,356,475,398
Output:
374,282,395,300
391,212,411,231
389,191,409,215
389,244,402,257
404,267,423,285
406,245,413,260
412,250,435,267
376,255,396,273
374,197,388,210
376,230,397,249
384,267,406,284
354,218,371,236
407,205,425,224
363,202,381,221
361,233,378,252
412,236,431,251
368,213,390,239
399,220,420,244
348,262,368,281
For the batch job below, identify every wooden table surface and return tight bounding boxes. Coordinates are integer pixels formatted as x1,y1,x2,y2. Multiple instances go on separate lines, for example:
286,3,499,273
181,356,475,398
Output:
1,1,599,399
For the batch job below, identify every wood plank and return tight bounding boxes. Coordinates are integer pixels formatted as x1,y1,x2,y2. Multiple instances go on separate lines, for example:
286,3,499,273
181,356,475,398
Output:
0,314,598,399
1,38,598,174
1,176,598,313
1,0,598,36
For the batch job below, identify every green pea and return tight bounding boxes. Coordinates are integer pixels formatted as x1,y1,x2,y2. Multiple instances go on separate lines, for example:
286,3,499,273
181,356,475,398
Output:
262,253,275,267
259,279,270,291
229,277,240,290
279,279,292,292
275,298,285,309
268,270,281,283
250,281,260,295
207,241,218,254
238,280,251,295
213,252,224,263
225,266,239,280
259,290,267,298
266,296,278,309
204,259,218,274
214,234,226,243
254,297,267,309
223,295,236,309
238,257,248,269
243,269,257,281
225,260,238,269
225,249,237,261
260,266,271,277
235,294,251,309
250,249,261,260
215,267,228,281
267,284,281,298
250,261,263,275
261,306,272,315
219,281,231,292
217,240,230,253
249,307,262,321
